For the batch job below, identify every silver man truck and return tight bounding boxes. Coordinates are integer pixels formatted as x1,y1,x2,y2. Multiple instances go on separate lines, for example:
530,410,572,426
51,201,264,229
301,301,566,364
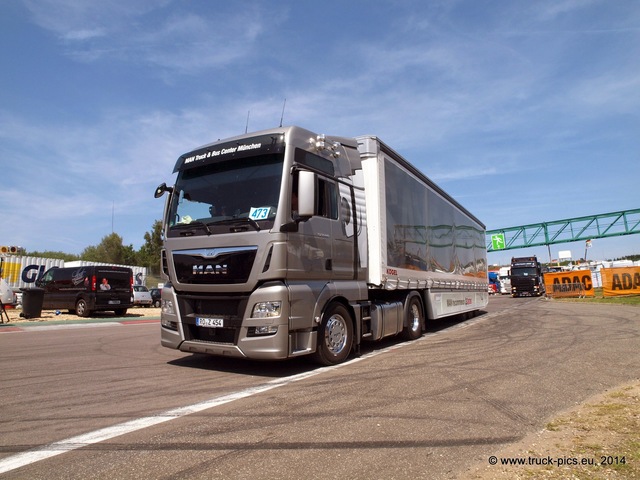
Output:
155,126,488,365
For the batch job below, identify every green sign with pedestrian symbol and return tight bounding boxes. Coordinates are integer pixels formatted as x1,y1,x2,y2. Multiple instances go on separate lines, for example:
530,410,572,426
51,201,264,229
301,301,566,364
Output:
491,233,506,250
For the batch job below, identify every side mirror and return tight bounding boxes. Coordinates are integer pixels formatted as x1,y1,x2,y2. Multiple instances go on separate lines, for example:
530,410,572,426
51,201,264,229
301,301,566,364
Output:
154,183,173,198
297,171,315,217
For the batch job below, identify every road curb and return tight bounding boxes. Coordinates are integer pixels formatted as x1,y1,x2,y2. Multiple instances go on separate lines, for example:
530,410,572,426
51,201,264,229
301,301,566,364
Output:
0,317,159,332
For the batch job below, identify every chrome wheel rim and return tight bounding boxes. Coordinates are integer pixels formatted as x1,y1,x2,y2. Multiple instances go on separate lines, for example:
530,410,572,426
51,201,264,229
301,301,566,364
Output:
325,314,348,355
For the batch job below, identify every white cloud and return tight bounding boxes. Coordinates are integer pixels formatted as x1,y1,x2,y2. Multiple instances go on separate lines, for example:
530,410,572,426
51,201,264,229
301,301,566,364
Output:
7,0,639,258
0,106,221,250
535,0,601,22
23,0,169,38
569,73,640,113
62,28,107,41
22,0,286,73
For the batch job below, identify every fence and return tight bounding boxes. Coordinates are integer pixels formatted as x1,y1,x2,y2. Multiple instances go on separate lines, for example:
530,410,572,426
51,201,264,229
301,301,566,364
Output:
546,282,586,299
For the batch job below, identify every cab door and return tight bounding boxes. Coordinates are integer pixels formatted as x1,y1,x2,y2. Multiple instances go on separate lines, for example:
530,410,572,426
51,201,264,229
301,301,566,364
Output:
332,182,355,279
287,172,355,280
287,174,336,281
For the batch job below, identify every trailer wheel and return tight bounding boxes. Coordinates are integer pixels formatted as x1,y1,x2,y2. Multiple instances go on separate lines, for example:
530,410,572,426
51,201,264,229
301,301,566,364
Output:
402,294,424,341
312,303,353,365
76,299,91,317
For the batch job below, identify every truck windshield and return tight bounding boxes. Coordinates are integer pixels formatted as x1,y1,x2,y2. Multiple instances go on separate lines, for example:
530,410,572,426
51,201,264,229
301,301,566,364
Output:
168,154,284,236
511,267,537,276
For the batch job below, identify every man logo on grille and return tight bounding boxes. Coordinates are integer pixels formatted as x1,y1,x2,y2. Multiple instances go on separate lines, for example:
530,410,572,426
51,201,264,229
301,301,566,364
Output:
193,264,228,275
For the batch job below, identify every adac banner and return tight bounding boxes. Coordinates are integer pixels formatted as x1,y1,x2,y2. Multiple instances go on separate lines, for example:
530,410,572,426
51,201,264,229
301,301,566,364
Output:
544,270,595,298
601,267,640,297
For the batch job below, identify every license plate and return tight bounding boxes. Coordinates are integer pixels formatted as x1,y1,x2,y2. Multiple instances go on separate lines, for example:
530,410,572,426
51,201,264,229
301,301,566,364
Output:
108,300,121,305
196,317,224,328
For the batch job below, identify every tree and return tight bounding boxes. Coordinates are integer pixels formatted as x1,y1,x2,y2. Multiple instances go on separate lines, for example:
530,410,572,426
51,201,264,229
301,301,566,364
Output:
25,251,80,262
23,221,164,275
139,220,163,276
81,233,135,265
122,244,138,266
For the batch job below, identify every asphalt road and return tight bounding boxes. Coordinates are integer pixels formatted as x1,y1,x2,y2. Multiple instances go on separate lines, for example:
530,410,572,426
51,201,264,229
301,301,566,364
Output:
0,296,638,479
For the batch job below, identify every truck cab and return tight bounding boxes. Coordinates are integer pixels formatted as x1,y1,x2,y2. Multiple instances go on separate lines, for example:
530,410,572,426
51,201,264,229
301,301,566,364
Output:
510,256,545,297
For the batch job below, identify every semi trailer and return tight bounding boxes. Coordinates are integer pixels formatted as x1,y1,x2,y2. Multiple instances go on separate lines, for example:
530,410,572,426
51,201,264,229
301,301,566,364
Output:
155,126,488,365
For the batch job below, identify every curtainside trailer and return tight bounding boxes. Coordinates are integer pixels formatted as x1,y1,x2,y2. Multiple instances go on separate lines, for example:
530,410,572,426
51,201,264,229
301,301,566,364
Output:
155,126,488,365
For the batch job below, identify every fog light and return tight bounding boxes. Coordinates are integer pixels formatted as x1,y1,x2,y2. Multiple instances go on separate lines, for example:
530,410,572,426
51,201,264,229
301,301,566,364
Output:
251,301,281,318
161,317,178,331
248,325,278,337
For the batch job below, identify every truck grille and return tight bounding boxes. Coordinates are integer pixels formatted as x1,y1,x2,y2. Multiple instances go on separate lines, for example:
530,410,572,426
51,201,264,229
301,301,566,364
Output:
177,293,249,345
172,247,257,285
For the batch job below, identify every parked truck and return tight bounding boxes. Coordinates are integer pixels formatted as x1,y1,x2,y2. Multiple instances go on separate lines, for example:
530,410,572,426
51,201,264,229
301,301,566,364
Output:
510,256,545,297
155,126,488,365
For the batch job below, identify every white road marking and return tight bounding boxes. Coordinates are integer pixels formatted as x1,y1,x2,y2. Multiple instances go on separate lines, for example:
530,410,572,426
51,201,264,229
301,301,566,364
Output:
0,356,369,474
0,308,502,474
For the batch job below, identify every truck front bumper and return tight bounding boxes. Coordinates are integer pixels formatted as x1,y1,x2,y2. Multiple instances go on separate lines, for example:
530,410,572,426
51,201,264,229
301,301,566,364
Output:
160,282,294,360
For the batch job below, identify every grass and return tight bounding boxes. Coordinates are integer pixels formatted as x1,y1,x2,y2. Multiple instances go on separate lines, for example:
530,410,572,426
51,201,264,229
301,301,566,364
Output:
470,383,640,479
552,287,640,306
541,385,640,478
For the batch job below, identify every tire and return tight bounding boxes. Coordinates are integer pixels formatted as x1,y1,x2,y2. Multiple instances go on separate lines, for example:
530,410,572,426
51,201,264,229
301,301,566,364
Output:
311,303,353,366
114,308,127,316
402,293,424,341
76,298,91,317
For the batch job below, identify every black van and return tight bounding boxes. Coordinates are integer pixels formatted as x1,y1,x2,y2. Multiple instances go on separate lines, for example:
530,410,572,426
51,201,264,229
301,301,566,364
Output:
36,266,133,317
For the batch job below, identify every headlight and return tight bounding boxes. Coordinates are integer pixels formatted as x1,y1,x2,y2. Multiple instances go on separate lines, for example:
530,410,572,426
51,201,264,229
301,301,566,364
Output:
161,299,175,315
251,301,281,318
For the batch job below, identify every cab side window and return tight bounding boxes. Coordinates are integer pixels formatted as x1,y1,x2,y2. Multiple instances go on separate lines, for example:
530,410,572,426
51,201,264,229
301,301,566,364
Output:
291,172,338,220
317,177,338,219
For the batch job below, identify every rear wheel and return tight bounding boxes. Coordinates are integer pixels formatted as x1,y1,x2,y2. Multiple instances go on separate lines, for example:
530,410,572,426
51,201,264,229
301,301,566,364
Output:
312,303,353,365
402,293,424,340
76,299,91,317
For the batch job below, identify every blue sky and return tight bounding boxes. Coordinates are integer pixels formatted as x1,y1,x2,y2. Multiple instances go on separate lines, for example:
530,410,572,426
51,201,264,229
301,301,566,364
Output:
1,0,638,265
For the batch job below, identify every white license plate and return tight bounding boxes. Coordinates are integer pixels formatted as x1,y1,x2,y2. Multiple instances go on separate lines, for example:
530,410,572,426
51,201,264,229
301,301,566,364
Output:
196,317,224,328
108,300,121,305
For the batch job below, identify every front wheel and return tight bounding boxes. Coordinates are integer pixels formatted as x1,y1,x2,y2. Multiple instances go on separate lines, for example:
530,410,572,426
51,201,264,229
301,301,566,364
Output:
311,303,353,366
